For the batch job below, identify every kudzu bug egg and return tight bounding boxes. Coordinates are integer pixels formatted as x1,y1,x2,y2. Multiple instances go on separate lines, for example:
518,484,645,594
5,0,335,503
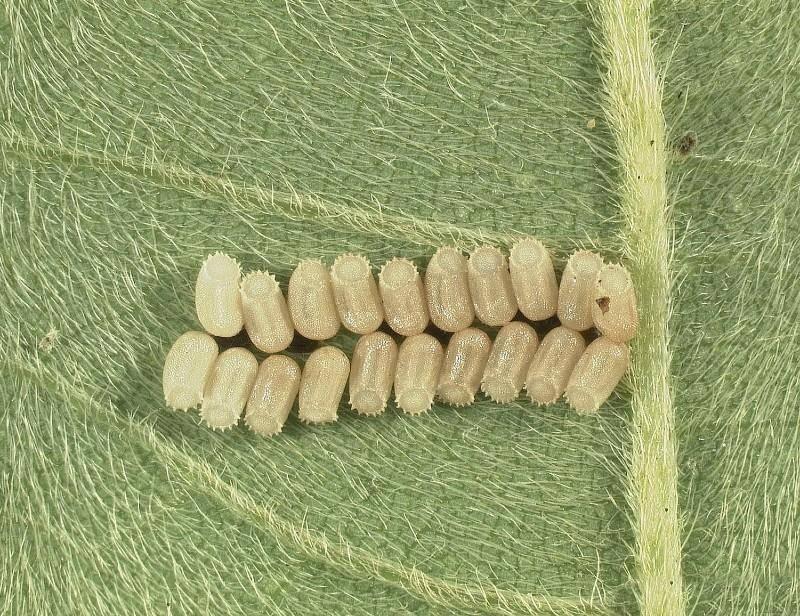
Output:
163,331,219,411
525,326,586,405
509,237,558,321
379,258,429,336
287,260,341,341
557,250,604,331
437,328,492,406
200,347,258,430
565,336,629,414
195,252,245,337
425,247,475,332
481,322,539,403
349,331,398,416
592,264,639,343
330,254,384,335
240,271,295,353
467,246,518,326
245,355,301,437
298,346,350,424
394,333,444,415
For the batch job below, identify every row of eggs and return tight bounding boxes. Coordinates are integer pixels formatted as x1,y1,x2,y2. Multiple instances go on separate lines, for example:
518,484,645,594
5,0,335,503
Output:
163,325,629,436
194,239,637,347
162,239,637,435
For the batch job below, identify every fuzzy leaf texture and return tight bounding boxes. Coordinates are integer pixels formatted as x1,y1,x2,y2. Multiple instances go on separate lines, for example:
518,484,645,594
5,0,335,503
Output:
1,1,797,615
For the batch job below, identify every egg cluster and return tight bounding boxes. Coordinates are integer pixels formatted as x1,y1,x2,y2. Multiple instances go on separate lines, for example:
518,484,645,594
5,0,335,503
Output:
162,239,637,436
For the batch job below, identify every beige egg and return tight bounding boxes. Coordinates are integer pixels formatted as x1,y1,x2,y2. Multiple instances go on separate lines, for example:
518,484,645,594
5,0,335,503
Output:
244,355,301,437
287,260,341,340
565,337,630,414
525,326,586,405
379,258,429,336
509,237,559,321
424,247,475,332
349,332,399,416
592,264,639,343
437,328,492,406
394,333,444,415
330,254,384,334
298,346,350,424
481,322,539,403
195,252,244,337
162,331,219,411
467,246,518,326
557,250,604,331
240,271,295,353
200,347,258,430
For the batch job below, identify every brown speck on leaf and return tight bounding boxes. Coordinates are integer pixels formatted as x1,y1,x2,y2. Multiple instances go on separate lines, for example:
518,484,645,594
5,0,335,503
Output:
586,118,596,129
39,328,59,352
676,132,697,156
596,297,611,314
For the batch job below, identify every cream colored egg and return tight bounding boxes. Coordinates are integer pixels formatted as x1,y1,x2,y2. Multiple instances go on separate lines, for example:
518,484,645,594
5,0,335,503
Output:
162,331,219,411
481,322,539,403
467,246,518,326
424,247,475,332
379,258,429,336
287,260,341,340
394,333,444,415
557,250,604,331
509,237,558,321
348,332,398,416
298,346,350,424
200,347,258,430
240,271,295,353
245,355,301,437
437,328,492,406
592,264,639,343
525,326,586,405
330,254,384,335
565,337,630,414
195,252,244,337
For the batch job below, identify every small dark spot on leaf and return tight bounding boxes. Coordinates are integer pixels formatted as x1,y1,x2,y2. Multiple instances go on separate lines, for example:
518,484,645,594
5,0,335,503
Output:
39,328,59,352
596,297,610,314
676,132,697,156
649,139,655,146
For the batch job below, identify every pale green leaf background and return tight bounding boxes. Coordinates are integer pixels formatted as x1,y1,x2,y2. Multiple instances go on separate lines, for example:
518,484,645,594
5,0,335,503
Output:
1,1,797,615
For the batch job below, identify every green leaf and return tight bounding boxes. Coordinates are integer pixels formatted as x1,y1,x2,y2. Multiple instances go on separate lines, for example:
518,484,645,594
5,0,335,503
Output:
1,1,796,615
